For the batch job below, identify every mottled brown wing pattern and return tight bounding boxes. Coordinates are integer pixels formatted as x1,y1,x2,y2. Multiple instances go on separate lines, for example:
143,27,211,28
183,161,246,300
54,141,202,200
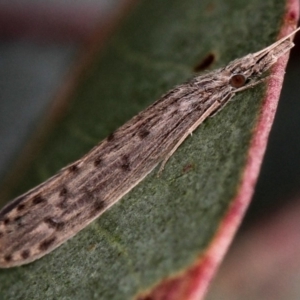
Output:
0,83,212,267
0,27,298,267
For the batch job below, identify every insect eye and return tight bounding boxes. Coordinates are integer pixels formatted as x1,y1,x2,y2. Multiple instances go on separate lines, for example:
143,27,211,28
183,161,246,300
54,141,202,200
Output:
229,74,246,88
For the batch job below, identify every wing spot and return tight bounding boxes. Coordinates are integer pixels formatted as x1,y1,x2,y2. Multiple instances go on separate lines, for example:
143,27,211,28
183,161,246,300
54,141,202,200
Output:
3,218,10,225
32,195,46,206
17,204,26,211
121,163,130,171
69,164,79,173
120,155,131,171
74,212,82,218
44,217,65,231
94,157,102,167
107,132,115,141
39,237,57,251
59,187,68,197
0,231,3,238
4,254,12,262
94,201,105,212
138,128,150,139
21,249,30,259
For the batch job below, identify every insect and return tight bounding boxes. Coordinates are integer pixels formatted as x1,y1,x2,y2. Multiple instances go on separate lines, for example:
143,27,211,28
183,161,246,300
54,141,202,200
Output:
0,27,299,268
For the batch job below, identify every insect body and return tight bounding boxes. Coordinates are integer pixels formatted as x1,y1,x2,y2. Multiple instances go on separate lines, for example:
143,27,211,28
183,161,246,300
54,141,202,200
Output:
0,27,298,267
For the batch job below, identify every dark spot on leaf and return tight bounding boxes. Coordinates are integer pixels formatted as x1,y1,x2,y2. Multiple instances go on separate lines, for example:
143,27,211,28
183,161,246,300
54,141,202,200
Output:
39,237,57,251
193,52,216,72
205,2,215,13
21,249,30,259
182,163,194,174
287,11,297,21
32,195,46,206
17,204,26,211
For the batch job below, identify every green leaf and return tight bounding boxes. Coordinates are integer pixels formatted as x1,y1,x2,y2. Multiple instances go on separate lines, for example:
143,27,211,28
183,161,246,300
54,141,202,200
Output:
0,0,293,299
